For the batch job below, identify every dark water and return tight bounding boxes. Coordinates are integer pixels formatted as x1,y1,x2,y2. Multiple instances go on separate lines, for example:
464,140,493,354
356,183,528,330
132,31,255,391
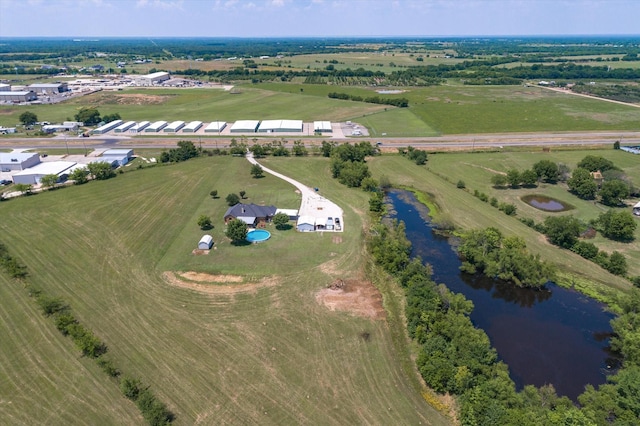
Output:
521,194,572,212
387,190,618,400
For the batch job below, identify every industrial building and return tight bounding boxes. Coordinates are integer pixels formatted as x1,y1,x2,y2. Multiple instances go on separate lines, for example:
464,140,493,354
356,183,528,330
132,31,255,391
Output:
182,121,203,132
92,119,123,134
135,71,170,86
230,120,260,133
129,121,150,133
258,119,303,133
313,121,332,133
164,121,185,132
204,121,227,133
0,91,37,103
0,83,10,91
145,121,168,132
28,83,69,94
42,123,79,133
0,152,41,172
114,121,136,133
12,161,76,185
101,149,133,166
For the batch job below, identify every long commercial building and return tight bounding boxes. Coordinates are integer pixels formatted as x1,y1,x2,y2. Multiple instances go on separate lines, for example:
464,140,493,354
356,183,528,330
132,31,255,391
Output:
182,121,203,132
114,121,136,133
204,121,226,133
0,152,41,172
92,120,123,134
258,119,303,133
28,83,69,94
12,161,76,185
145,121,168,132
129,121,150,133
164,121,185,132
230,120,260,133
135,71,170,86
0,91,37,102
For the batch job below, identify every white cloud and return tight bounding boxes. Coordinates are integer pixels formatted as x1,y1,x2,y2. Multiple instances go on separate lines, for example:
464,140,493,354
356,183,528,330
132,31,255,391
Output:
136,0,184,10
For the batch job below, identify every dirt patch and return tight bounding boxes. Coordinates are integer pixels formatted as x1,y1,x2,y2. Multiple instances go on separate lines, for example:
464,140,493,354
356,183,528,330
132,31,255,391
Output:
460,162,507,175
332,236,343,244
91,93,171,106
179,271,243,283
191,249,210,255
163,271,278,295
315,279,385,320
0,109,14,115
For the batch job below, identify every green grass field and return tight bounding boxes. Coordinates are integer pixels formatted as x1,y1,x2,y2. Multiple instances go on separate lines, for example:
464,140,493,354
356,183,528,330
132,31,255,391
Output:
3,82,640,136
0,156,449,425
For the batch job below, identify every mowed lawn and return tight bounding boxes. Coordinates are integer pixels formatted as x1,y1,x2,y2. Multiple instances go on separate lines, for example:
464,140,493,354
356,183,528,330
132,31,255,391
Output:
0,156,449,425
368,153,634,296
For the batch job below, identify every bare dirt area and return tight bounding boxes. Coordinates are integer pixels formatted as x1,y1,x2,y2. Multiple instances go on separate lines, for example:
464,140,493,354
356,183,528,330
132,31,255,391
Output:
162,271,278,295
191,249,210,255
90,93,172,106
315,278,386,320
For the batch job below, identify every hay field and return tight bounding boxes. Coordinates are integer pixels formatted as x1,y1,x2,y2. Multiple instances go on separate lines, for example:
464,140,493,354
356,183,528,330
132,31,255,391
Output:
0,156,449,425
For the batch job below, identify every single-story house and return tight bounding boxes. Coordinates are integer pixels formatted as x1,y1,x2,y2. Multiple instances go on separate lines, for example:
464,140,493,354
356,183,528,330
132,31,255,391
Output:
224,203,277,228
198,234,213,250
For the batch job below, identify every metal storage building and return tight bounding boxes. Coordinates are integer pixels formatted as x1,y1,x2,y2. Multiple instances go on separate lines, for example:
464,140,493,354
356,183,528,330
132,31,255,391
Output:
92,119,123,134
314,121,332,133
145,121,168,132
164,121,185,132
135,71,170,86
182,121,203,132
129,121,150,133
198,235,213,250
296,216,316,232
230,120,260,133
12,161,76,185
28,83,69,94
0,83,11,91
0,91,37,102
204,121,227,133
0,152,41,172
258,119,303,133
102,149,133,166
114,121,136,133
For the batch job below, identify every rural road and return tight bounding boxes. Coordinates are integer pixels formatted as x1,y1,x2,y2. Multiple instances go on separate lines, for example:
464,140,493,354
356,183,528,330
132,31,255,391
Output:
1,130,640,151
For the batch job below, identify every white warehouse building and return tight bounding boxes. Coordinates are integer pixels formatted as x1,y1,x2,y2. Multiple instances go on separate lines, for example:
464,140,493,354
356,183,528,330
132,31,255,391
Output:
136,71,170,86
258,119,303,133
12,161,76,185
0,152,41,172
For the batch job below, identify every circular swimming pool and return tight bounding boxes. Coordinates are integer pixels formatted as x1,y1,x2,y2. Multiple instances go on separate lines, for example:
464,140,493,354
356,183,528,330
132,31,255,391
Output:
246,229,271,243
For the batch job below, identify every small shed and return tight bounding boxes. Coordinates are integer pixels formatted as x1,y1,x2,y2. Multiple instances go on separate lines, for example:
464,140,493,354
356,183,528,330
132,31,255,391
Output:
633,201,640,216
198,234,213,250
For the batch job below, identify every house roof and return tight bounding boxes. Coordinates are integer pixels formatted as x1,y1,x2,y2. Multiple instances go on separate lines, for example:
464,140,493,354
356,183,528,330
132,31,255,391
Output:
224,203,277,220
634,201,640,208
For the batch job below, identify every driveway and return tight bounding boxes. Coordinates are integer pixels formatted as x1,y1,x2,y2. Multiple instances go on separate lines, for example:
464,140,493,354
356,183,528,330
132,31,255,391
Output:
246,153,344,232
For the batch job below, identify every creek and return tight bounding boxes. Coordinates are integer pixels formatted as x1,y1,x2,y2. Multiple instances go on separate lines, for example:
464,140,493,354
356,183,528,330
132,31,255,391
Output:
387,189,619,400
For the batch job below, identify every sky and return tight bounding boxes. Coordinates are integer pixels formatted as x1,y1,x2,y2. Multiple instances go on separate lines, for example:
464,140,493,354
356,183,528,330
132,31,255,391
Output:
0,0,639,38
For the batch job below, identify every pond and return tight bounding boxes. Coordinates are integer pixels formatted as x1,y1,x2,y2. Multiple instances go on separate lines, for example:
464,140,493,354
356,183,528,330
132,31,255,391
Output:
387,189,618,400
521,194,573,212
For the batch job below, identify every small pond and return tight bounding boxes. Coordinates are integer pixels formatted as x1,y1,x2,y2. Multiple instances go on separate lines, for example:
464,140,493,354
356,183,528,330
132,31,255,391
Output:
387,189,618,401
522,194,573,212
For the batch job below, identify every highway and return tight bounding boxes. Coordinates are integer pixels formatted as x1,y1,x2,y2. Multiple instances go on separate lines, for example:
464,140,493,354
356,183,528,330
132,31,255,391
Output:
1,130,640,151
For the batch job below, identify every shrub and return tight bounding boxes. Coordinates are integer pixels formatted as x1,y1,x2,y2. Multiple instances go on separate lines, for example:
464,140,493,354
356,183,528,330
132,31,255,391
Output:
456,180,466,189
571,241,599,260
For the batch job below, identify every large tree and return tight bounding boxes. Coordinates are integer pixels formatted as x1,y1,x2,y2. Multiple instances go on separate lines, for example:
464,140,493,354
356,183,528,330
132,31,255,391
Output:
567,167,597,199
225,193,240,206
543,215,582,248
19,111,38,126
596,210,637,241
75,107,101,125
197,215,212,230
532,160,559,183
225,219,248,244
599,180,630,206
87,162,115,180
272,212,291,230
39,174,59,190
69,167,88,184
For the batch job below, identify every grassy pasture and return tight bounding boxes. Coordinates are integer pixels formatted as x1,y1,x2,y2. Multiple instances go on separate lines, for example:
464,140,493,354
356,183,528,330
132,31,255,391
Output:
0,156,448,425
3,82,640,136
368,153,634,297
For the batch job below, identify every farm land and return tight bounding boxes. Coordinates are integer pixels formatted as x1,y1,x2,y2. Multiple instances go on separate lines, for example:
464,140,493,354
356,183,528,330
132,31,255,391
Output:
1,37,640,424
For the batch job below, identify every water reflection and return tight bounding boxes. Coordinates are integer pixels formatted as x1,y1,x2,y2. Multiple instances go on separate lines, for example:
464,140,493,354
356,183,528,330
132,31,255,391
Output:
387,189,618,400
